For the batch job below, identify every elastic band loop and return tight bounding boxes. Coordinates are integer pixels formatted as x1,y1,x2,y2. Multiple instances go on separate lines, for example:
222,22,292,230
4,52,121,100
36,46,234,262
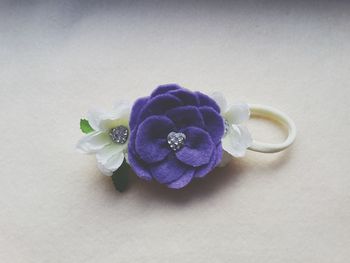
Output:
248,104,296,153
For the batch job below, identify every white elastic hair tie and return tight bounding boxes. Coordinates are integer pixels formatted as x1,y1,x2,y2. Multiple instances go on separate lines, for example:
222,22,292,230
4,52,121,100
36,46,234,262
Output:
248,104,296,153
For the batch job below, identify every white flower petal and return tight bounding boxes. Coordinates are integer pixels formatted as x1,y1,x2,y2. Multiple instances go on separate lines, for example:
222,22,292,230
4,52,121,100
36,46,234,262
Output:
96,144,124,164
225,102,250,125
99,117,129,133
211,91,227,112
76,132,112,154
86,108,106,131
222,124,252,157
112,101,131,118
87,103,131,132
97,151,125,176
236,125,253,148
97,162,113,176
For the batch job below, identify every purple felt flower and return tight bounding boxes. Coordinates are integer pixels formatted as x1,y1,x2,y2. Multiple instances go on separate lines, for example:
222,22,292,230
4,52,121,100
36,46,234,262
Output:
128,84,225,189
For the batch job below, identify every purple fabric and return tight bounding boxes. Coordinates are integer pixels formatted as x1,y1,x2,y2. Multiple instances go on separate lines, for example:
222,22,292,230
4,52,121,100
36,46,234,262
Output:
130,97,149,132
135,116,174,163
150,154,189,184
127,142,152,181
195,143,222,178
199,106,225,144
128,84,224,189
175,127,214,167
166,106,204,129
168,169,195,189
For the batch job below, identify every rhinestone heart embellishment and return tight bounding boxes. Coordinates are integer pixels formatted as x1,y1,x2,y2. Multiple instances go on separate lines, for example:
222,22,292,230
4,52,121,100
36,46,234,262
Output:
109,125,129,144
167,132,186,151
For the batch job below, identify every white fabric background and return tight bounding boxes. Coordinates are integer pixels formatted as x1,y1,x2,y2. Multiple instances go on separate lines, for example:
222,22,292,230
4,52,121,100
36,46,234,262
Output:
1,1,349,262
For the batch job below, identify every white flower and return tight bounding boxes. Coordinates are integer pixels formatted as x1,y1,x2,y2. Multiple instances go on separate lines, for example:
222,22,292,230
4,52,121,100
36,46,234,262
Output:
211,92,252,167
76,102,131,176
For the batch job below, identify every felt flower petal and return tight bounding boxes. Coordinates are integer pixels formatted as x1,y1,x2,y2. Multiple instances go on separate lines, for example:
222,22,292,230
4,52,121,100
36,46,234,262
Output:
76,132,112,154
127,85,226,187
167,169,195,189
166,106,204,130
129,97,149,131
169,88,199,106
128,135,152,181
215,143,223,167
200,106,225,145
151,84,182,98
196,92,221,113
195,143,222,178
223,125,252,157
138,94,182,121
176,127,214,167
150,154,189,184
225,102,250,125
135,116,174,163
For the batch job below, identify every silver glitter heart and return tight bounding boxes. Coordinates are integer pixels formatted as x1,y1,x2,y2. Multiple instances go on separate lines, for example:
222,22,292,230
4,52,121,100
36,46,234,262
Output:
109,125,129,144
167,132,186,151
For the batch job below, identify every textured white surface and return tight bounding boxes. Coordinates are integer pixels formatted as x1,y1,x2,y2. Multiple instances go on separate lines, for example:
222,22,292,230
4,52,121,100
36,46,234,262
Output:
1,1,349,262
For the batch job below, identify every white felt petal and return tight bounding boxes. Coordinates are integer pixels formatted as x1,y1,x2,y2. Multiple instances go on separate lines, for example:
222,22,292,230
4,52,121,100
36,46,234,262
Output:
98,151,124,175
211,91,227,112
222,125,252,158
225,102,250,125
76,132,112,154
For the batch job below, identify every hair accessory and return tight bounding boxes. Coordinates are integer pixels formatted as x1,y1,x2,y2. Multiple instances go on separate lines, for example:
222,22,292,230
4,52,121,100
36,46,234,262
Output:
77,84,296,192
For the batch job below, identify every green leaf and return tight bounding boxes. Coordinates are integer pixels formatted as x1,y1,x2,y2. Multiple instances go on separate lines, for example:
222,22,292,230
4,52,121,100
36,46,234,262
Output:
111,159,130,192
80,119,94,134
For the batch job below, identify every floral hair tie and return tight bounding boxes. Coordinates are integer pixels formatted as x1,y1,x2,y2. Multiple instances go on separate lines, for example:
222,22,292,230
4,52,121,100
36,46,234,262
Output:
77,84,296,192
